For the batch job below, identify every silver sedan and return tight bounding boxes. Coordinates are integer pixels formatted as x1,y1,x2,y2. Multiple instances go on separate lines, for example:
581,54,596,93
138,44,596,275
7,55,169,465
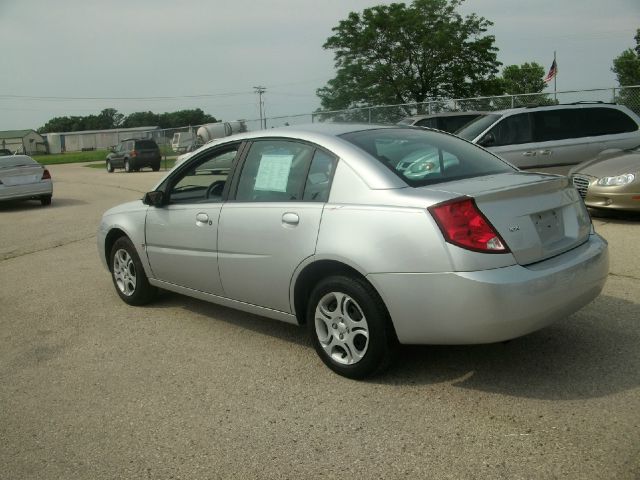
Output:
98,124,609,379
0,154,53,205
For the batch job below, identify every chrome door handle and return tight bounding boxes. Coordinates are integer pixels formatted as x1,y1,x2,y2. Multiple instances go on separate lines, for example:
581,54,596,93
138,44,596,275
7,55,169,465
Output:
522,151,536,157
539,150,552,155
282,212,299,226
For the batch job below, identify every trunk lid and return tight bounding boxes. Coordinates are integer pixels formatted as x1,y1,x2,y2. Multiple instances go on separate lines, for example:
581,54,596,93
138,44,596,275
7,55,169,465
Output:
432,172,591,265
0,158,44,186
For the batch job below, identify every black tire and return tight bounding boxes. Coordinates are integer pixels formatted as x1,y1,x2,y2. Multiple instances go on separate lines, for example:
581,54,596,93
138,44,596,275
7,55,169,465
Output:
40,195,52,206
307,275,395,379
106,160,114,173
109,236,156,306
124,159,132,173
152,163,160,172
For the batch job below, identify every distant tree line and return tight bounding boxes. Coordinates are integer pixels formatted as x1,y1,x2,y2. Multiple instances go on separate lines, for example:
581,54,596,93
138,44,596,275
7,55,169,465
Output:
38,108,217,133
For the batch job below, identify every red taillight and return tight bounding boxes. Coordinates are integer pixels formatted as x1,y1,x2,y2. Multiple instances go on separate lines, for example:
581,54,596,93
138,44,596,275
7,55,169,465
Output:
42,169,51,180
428,197,509,253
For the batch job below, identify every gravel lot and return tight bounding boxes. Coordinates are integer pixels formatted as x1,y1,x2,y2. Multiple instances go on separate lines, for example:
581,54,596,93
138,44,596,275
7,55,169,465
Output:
1,163,639,479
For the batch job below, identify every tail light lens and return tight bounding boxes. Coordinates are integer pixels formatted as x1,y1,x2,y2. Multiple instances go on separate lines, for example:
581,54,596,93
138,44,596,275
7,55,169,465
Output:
428,197,509,253
42,169,51,180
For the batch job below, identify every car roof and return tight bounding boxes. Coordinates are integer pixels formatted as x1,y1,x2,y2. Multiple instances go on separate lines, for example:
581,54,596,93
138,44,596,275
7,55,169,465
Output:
403,111,486,121
493,103,628,116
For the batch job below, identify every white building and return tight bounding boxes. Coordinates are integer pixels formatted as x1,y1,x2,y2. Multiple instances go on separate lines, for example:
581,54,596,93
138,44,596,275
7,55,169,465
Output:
44,126,160,154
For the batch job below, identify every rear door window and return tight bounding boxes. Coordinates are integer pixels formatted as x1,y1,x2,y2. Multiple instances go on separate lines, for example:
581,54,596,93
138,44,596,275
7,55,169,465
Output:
532,109,582,141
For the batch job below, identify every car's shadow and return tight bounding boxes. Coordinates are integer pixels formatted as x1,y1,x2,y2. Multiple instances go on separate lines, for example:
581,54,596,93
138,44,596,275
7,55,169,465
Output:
151,292,639,400
590,209,640,222
0,197,87,211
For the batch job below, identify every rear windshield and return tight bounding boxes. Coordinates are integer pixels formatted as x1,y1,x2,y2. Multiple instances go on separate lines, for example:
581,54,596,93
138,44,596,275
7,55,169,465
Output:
0,155,38,168
456,113,501,140
135,140,158,149
341,128,514,187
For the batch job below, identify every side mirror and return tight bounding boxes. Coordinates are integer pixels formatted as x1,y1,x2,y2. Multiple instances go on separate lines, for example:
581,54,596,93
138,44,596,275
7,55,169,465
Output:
143,190,164,207
478,132,496,147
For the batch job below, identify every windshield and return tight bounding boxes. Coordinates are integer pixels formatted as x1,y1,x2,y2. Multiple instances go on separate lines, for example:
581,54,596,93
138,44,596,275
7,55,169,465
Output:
456,113,501,140
341,128,514,187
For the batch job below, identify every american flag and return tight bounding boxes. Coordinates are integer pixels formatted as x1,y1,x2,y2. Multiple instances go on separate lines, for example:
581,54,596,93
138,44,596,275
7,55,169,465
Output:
543,59,558,83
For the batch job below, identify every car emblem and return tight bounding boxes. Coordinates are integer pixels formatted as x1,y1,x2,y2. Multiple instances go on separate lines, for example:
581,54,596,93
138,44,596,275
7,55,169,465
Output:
508,225,520,232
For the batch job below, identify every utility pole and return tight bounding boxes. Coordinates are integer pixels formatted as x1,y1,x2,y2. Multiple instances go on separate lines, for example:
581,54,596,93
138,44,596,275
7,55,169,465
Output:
254,86,266,129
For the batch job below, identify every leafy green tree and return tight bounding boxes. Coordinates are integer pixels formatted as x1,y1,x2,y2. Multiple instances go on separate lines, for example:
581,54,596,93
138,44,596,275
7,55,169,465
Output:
501,63,546,94
612,29,640,86
317,0,501,118
612,28,640,113
122,111,160,128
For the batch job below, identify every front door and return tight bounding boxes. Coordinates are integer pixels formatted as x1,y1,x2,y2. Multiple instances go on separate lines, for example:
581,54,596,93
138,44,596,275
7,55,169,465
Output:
144,144,240,295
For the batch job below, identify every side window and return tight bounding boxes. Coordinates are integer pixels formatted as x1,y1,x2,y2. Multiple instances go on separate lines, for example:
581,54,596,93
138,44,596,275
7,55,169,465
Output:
168,146,238,204
489,113,533,146
235,140,314,202
442,115,477,133
533,109,581,141
415,118,437,128
303,150,337,202
582,107,638,136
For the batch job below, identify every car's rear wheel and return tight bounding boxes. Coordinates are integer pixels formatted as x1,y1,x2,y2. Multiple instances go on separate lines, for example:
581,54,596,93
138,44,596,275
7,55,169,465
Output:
40,195,52,206
106,160,114,173
124,159,132,173
152,163,160,172
110,237,156,305
307,275,395,379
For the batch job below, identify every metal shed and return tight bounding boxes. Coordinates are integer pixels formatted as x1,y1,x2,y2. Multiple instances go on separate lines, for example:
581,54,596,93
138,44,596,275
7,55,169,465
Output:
0,129,47,155
44,126,160,154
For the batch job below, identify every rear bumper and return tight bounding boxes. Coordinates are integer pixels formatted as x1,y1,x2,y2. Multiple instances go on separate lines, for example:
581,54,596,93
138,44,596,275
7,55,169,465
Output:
0,182,52,202
368,233,609,345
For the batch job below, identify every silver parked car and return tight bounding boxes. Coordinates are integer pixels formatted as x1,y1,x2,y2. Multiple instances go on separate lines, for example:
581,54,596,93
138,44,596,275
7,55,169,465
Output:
456,103,640,168
98,124,609,378
0,154,53,205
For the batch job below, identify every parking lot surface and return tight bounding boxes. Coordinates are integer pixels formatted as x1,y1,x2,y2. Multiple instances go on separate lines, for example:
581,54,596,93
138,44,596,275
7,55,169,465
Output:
1,163,639,479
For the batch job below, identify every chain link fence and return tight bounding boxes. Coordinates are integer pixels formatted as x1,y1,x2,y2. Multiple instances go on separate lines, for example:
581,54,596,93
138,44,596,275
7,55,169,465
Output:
308,85,640,124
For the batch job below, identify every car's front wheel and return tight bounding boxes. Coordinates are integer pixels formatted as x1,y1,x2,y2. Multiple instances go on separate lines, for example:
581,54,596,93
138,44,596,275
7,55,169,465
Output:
106,160,114,173
110,237,156,305
307,275,395,379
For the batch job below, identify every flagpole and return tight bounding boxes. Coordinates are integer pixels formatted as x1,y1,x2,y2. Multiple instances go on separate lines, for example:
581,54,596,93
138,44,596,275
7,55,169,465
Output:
554,51,557,103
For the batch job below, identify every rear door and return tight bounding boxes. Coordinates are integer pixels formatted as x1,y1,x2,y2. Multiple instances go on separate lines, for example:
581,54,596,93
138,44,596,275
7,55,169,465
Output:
217,140,336,313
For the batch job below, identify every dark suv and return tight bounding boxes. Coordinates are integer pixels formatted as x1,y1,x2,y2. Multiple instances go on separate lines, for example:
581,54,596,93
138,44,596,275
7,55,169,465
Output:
106,138,161,173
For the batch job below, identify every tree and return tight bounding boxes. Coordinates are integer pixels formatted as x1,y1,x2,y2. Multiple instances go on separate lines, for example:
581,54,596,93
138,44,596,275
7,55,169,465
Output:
612,28,640,86
317,0,501,119
611,28,640,114
501,63,546,94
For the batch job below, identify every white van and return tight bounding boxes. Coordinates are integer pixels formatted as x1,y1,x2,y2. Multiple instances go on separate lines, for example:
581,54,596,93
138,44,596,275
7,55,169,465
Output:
456,103,640,168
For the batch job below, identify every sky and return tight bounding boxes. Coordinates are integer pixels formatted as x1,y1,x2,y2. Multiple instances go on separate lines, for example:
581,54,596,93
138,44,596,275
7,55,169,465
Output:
0,0,638,131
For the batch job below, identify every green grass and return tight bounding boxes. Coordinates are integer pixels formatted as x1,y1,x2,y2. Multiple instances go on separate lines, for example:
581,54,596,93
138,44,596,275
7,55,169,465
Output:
33,150,109,165
85,158,177,170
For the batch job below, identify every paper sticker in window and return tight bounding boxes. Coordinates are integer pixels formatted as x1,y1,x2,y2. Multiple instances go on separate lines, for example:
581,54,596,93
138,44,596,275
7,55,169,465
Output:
254,154,293,192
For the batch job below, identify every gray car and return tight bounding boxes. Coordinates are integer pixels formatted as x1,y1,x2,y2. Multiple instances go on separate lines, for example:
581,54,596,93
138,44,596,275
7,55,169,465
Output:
98,124,609,378
0,154,53,205
456,103,640,168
